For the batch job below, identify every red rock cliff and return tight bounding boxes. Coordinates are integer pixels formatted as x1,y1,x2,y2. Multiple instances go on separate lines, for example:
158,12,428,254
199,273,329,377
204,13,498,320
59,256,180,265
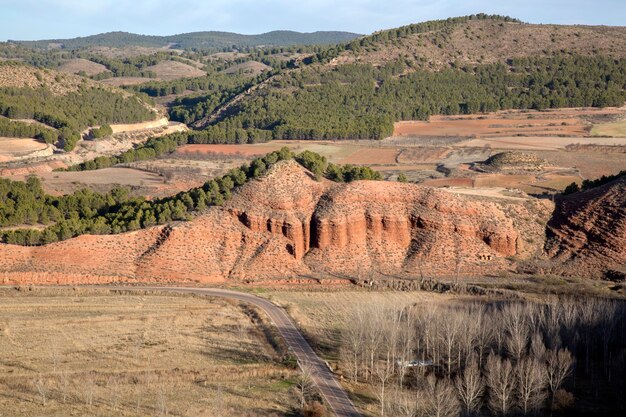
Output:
0,160,549,284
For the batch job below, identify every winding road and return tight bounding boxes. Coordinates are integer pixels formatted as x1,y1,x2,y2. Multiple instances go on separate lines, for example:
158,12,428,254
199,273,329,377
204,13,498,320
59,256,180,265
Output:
105,286,362,417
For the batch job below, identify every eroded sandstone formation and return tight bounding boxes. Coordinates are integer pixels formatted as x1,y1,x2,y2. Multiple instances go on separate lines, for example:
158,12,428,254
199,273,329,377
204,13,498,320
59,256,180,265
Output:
0,160,553,284
545,176,626,279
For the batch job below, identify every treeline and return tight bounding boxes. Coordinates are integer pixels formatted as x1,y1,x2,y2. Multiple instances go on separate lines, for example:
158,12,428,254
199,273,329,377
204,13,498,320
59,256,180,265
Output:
192,55,626,141
0,81,155,150
295,150,381,181
340,297,626,416
66,131,191,171
130,65,273,99
13,30,359,52
2,148,380,245
0,116,57,143
563,170,626,194
66,131,381,183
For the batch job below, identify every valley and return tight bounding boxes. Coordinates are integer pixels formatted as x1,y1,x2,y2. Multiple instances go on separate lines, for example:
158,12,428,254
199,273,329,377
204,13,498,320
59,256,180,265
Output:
0,11,625,417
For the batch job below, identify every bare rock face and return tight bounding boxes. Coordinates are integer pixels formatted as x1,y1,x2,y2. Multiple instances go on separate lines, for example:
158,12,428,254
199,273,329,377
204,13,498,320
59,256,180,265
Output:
546,176,626,278
0,160,550,284
304,181,522,277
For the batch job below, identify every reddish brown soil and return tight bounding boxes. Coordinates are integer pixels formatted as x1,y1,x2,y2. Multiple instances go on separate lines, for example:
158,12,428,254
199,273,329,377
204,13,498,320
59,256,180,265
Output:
339,148,399,164
0,161,552,284
545,176,626,278
176,143,287,156
422,178,475,187
393,107,626,139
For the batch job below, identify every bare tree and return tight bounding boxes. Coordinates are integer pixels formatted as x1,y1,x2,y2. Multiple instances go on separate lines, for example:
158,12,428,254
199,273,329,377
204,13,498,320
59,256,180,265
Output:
134,377,143,413
341,305,366,382
58,369,71,403
474,307,494,368
530,332,547,360
49,339,60,374
296,361,316,409
396,310,416,388
440,312,463,376
516,357,548,415
81,372,96,408
503,303,530,362
385,386,417,417
33,375,47,407
455,355,484,416
364,304,386,381
375,353,394,417
424,375,460,417
211,383,224,417
546,348,574,402
485,353,515,416
155,376,170,417
108,376,122,410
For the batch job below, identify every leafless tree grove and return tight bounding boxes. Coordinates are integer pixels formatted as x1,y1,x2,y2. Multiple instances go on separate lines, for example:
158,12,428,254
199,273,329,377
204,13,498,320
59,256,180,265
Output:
339,297,626,416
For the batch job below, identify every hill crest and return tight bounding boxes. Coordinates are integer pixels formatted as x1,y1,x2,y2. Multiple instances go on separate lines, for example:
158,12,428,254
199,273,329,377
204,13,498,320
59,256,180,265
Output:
12,30,362,51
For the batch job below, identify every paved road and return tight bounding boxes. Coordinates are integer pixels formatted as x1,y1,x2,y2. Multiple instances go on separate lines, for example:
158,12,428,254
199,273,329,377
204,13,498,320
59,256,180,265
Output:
105,286,362,417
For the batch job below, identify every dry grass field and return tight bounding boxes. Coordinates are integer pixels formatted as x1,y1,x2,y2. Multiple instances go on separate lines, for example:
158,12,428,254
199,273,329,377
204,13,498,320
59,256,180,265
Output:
393,107,625,139
145,61,206,80
221,61,272,76
57,59,109,76
591,118,626,137
0,138,48,156
0,288,298,417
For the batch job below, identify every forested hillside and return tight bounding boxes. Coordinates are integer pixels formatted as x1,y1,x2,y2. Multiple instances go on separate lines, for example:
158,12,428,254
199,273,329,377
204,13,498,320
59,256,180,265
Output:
13,30,361,51
151,15,625,143
1,148,380,245
188,55,626,141
0,62,156,150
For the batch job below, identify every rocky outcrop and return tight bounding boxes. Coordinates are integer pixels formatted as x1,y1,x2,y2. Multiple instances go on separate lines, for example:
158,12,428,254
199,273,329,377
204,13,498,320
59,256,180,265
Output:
546,176,626,278
0,160,551,284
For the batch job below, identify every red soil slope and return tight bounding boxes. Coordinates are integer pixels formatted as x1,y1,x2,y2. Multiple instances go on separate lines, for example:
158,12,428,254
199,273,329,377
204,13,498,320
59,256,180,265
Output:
546,176,626,279
0,161,552,284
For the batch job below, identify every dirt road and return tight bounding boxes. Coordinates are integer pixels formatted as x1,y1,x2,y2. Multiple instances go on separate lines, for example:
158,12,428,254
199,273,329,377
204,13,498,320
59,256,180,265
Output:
105,286,361,417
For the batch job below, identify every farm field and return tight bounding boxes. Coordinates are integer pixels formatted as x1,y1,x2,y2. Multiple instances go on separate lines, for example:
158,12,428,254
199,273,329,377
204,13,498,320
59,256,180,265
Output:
14,167,204,198
455,135,626,150
591,119,626,137
2,107,624,197
0,288,297,417
172,108,626,192
393,107,626,139
0,138,49,161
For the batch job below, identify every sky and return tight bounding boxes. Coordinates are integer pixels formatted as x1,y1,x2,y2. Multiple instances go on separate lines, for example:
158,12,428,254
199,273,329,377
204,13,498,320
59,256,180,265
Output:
1,0,625,41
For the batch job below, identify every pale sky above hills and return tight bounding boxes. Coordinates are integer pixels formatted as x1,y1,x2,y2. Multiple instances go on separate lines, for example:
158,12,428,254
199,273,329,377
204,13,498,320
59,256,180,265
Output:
1,0,625,41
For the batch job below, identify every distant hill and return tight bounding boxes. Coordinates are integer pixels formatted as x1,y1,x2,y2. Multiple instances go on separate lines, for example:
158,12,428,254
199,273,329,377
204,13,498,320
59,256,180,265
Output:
0,62,156,150
329,15,626,69
184,15,626,141
12,30,362,51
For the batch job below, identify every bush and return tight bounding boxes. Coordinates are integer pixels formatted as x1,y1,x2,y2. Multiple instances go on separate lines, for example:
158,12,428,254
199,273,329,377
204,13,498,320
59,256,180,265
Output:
302,401,327,417
92,124,113,139
552,389,575,411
